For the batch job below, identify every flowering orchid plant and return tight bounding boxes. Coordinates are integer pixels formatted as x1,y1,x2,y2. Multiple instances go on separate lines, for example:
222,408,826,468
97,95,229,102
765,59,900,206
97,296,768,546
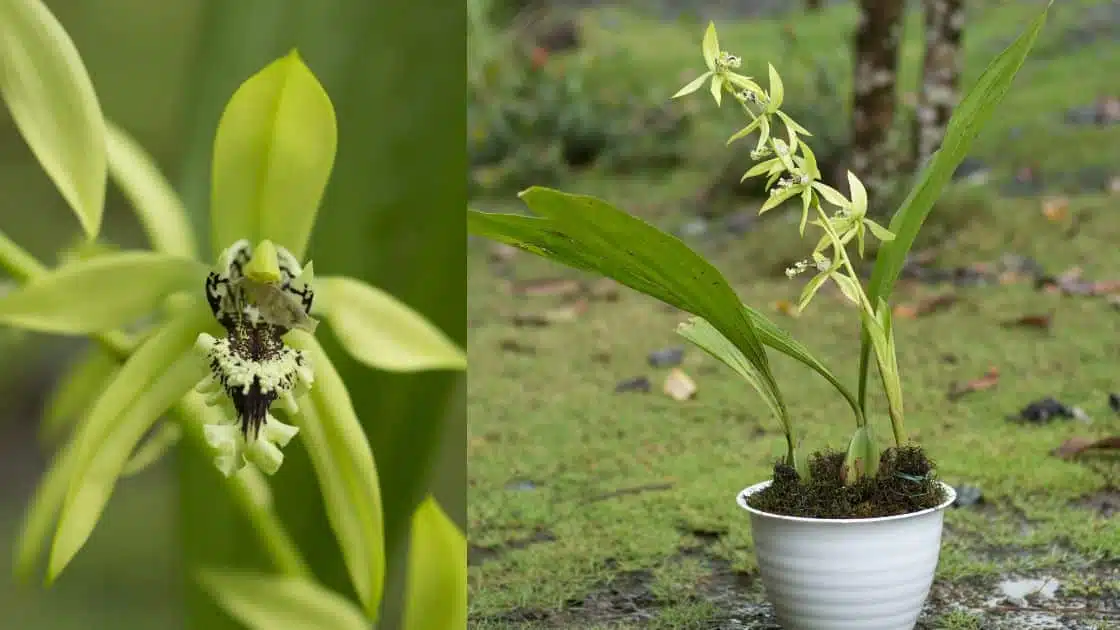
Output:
0,1,465,628
468,10,1048,483
672,23,905,481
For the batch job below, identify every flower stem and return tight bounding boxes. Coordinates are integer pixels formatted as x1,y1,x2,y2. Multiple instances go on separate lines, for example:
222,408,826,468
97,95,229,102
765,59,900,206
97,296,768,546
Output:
176,399,312,578
729,83,903,438
0,229,47,282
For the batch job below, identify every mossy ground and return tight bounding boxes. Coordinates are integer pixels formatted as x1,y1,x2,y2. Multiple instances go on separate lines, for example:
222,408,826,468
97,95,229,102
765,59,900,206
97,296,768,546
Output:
468,1,1119,627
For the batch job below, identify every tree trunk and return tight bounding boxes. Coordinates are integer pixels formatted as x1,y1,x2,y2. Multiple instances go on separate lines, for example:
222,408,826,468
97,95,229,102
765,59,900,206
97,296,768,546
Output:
850,0,904,214
806,0,824,10
913,0,965,169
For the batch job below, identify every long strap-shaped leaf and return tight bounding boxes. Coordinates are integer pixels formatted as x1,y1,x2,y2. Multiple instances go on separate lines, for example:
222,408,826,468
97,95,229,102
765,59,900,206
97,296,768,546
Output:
518,188,777,383
105,120,199,258
0,251,206,335
472,189,786,421
470,208,864,427
287,332,385,620
0,0,107,239
199,570,369,630
678,317,785,431
742,304,863,423
402,496,466,630
48,353,209,580
13,302,215,580
856,4,1050,410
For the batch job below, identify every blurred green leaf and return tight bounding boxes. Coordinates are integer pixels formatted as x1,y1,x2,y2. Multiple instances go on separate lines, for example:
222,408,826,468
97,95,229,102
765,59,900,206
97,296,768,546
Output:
701,22,718,70
0,0,107,238
199,570,368,630
0,252,206,334
401,496,466,630
40,343,120,444
121,422,184,477
318,276,466,373
289,332,385,619
857,4,1050,409
48,352,208,581
210,50,337,261
105,120,198,258
13,301,213,580
766,63,783,111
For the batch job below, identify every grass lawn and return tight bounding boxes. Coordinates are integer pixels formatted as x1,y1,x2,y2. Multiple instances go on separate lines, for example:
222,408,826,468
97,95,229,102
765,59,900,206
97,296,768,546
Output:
468,1,1119,628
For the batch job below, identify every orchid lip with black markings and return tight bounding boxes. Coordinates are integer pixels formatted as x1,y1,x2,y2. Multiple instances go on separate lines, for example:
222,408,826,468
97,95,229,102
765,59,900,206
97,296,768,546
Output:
196,240,317,476
201,240,316,439
206,317,306,439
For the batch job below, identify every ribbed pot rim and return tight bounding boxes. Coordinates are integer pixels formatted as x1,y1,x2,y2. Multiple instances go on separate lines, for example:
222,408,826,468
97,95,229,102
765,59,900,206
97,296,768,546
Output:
737,480,957,524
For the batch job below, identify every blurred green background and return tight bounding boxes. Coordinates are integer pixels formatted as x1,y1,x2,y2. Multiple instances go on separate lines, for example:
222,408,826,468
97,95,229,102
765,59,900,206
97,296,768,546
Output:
0,1,464,629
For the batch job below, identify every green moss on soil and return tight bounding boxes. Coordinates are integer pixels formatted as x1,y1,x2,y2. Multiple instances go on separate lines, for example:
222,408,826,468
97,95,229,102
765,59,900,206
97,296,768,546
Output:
747,445,949,518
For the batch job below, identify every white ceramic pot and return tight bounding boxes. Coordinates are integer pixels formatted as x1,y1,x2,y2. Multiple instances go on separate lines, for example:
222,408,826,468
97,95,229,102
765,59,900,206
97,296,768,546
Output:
737,480,956,630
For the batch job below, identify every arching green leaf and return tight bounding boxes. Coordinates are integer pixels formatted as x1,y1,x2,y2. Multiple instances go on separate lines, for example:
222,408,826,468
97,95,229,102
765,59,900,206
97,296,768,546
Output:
287,332,385,619
121,422,183,478
857,3,1051,409
199,570,368,630
0,252,206,334
12,302,214,580
105,120,198,258
40,343,120,444
318,276,466,373
402,496,466,630
48,352,208,581
0,0,107,238
468,189,787,426
210,50,337,260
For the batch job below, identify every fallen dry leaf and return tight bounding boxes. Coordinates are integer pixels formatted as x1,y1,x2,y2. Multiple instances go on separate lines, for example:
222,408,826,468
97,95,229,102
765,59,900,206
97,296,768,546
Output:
1041,196,1069,222
1090,279,1120,295
1099,95,1120,123
663,368,698,401
1045,266,1094,295
499,339,536,355
894,294,958,319
1051,435,1120,459
543,298,587,323
587,278,621,302
948,366,1000,401
488,242,519,264
1041,267,1120,297
509,277,584,298
508,298,588,326
772,299,799,317
1002,313,1054,331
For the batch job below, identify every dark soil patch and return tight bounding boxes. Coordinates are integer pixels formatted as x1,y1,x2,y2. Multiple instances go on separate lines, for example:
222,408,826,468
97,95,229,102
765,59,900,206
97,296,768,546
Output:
563,569,661,625
469,529,558,566
1072,489,1120,519
746,445,949,518
471,553,1118,628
